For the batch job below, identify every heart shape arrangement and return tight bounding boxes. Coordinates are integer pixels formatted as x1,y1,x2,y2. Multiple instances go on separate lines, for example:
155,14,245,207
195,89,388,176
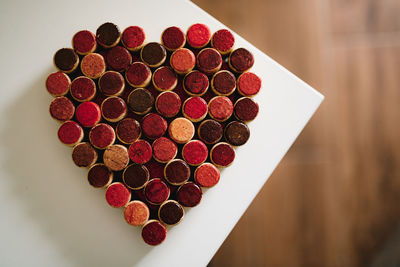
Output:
46,22,261,246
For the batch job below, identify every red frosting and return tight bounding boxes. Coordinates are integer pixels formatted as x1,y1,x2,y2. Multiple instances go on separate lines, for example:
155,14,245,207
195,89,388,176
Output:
46,72,70,96
98,71,125,96
116,118,141,144
170,48,195,73
197,48,222,73
183,71,209,95
141,113,167,139
89,123,115,149
75,101,101,127
177,182,202,207
234,97,259,121
182,140,208,166
172,80,188,103
152,137,177,163
156,91,181,117
211,143,235,167
101,96,127,121
153,66,177,90
122,26,145,50
162,26,185,50
212,29,235,53
208,96,233,121
144,178,170,204
195,163,220,187
145,159,165,179
49,96,75,121
106,46,132,72
126,62,151,86
141,220,167,246
57,121,82,145
187,23,211,48
237,72,262,96
72,30,96,54
135,189,159,211
70,76,96,101
183,97,207,121
129,140,152,164
105,183,131,208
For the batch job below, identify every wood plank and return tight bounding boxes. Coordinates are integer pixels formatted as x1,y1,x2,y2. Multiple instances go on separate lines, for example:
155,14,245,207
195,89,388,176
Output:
193,0,329,266
326,42,400,266
192,0,400,266
330,0,400,34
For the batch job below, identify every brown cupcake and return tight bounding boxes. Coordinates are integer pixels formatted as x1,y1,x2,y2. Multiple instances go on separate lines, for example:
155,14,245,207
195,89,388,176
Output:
72,142,98,168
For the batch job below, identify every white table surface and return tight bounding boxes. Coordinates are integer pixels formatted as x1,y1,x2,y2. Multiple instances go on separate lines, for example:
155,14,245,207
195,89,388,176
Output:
0,0,323,266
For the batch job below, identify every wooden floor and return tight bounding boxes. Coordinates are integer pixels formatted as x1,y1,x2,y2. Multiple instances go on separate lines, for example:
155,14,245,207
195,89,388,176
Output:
191,0,400,266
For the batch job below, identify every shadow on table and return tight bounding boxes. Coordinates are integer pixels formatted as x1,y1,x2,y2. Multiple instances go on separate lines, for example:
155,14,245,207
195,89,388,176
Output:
0,69,152,267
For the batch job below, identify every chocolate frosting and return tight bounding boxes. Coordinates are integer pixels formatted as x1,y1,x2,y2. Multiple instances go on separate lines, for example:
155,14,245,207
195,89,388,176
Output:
116,118,141,144
198,119,223,144
165,159,190,184
213,71,236,94
96,22,121,46
159,201,184,225
234,97,259,121
225,121,250,146
141,42,166,66
54,48,78,71
177,182,202,207
72,142,97,167
230,48,254,72
88,164,112,188
127,88,154,114
99,71,125,96
123,164,149,189
197,48,221,70
101,97,127,120
184,71,209,94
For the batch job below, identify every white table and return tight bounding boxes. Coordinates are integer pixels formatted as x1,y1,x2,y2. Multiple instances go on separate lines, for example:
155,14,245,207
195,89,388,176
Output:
0,0,324,266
